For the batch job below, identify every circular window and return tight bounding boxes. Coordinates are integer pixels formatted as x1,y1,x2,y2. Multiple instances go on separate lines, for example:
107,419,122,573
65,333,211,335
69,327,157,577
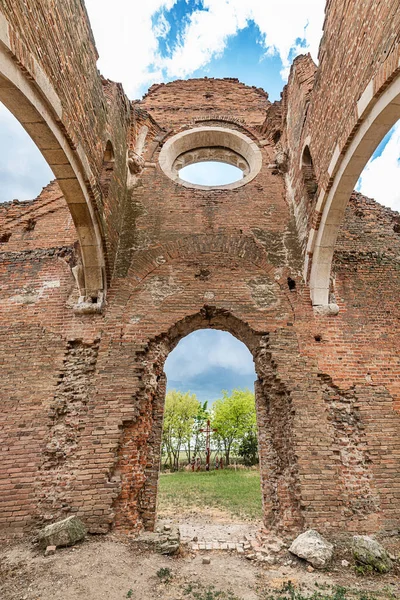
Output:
158,126,262,190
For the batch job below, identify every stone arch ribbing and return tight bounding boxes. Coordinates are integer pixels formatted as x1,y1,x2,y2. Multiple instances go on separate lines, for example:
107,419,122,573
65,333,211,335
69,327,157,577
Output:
158,126,263,190
0,10,106,307
307,67,400,307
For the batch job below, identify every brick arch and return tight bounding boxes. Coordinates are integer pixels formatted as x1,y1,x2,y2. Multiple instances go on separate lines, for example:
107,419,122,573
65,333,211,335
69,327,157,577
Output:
308,72,400,308
112,306,304,534
0,11,105,309
109,233,278,320
128,234,275,280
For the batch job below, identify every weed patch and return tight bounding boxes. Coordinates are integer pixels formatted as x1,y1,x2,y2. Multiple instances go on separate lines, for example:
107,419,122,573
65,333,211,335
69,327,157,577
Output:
156,566,172,582
261,580,388,600
183,581,241,599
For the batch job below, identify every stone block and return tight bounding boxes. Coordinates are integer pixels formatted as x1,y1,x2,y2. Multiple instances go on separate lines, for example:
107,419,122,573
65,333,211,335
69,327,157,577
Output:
352,535,392,573
38,516,86,549
289,530,334,568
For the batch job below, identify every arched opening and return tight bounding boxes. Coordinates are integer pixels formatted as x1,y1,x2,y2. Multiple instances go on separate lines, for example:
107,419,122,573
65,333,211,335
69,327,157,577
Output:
112,308,303,536
301,145,317,200
308,74,400,307
158,126,262,190
356,120,400,211
179,161,244,186
0,27,106,304
99,140,115,199
158,329,261,531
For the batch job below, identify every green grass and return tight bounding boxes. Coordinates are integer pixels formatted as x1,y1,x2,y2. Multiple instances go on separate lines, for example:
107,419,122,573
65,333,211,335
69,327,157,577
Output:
157,468,262,520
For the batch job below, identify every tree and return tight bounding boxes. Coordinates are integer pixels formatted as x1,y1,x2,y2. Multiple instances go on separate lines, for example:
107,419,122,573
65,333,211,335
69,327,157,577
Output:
238,430,259,466
211,388,256,465
191,401,209,460
162,390,200,470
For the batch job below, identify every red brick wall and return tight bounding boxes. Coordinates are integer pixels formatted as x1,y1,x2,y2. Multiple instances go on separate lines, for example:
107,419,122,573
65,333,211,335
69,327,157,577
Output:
281,55,318,249
0,2,131,280
305,0,400,191
2,11,400,539
0,182,76,251
141,79,270,130
283,0,400,250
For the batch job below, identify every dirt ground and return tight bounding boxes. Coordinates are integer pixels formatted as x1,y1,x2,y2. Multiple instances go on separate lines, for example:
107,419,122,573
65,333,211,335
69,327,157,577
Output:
1,513,400,600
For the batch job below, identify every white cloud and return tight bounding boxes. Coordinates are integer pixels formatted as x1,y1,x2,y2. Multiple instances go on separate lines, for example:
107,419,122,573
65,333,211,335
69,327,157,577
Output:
159,1,249,79
248,0,325,79
180,162,242,185
85,0,178,98
357,121,400,212
160,0,325,80
165,329,255,380
84,0,325,97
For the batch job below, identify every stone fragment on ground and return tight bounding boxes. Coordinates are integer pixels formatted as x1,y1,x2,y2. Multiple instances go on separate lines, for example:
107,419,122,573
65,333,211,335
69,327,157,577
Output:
246,553,256,560
38,516,86,550
137,522,180,555
352,535,393,573
341,559,350,567
289,529,334,568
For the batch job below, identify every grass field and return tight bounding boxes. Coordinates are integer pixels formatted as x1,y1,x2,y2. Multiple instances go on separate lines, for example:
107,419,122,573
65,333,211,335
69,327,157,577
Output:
157,467,263,521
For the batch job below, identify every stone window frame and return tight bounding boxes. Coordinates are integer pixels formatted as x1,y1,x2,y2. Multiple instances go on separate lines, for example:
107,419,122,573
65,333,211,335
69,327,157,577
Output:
158,126,263,191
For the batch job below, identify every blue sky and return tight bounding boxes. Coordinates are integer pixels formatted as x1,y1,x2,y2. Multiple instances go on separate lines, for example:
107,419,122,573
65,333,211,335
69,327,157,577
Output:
0,0,326,202
85,0,325,100
0,0,399,400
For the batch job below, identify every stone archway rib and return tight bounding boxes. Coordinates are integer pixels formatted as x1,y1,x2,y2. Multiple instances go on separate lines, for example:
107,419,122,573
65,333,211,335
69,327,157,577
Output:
0,12,105,310
308,73,400,308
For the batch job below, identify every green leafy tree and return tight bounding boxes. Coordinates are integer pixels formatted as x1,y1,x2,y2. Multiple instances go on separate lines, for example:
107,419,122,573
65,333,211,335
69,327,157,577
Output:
238,430,259,466
162,390,200,470
211,388,256,465
192,400,209,460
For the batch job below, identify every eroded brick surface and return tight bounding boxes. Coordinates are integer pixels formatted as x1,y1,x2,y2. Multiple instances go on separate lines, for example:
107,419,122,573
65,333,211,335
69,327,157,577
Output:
1,1,400,542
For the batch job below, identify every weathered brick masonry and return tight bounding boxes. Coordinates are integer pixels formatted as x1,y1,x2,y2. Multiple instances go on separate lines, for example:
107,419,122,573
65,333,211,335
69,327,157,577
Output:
1,0,400,539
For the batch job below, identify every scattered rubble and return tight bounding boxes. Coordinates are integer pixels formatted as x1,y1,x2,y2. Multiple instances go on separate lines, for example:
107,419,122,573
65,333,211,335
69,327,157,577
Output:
137,523,180,555
341,559,350,567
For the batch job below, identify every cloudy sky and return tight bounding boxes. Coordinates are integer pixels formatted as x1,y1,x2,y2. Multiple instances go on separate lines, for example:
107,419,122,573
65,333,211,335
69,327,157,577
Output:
165,330,256,404
0,0,399,400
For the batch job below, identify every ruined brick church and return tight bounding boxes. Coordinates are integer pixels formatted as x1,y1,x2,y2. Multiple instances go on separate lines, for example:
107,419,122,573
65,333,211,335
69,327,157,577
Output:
1,0,400,539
